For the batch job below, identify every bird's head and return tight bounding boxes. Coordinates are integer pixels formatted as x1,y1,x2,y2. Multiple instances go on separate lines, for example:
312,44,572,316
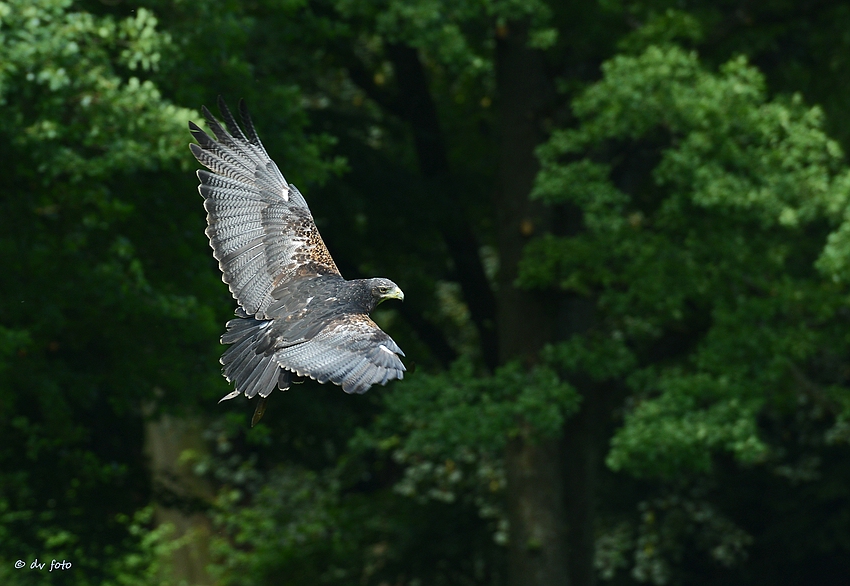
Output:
370,278,404,305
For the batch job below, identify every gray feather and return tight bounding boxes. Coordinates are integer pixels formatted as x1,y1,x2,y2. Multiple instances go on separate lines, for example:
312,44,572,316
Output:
190,101,405,412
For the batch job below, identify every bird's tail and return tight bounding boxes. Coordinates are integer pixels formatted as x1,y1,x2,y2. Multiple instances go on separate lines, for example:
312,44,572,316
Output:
218,308,290,402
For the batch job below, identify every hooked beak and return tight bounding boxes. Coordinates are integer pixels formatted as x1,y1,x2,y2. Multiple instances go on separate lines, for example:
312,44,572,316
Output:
383,286,404,302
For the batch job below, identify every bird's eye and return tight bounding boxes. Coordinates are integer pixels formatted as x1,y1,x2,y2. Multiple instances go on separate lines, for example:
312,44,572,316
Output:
379,286,388,293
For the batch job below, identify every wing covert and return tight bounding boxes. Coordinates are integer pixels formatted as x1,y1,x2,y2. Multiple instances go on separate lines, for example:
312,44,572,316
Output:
189,98,340,317
274,314,406,394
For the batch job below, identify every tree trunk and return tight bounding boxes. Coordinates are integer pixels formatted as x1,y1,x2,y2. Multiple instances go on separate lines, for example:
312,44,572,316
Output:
144,412,215,585
560,295,600,586
506,436,569,586
494,20,568,586
563,384,600,586
385,43,500,371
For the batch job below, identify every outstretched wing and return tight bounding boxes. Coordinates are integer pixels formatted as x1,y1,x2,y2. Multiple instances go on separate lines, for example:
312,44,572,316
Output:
189,98,340,318
274,314,406,394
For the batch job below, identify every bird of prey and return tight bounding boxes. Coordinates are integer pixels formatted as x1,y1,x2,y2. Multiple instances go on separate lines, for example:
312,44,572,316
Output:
189,98,405,426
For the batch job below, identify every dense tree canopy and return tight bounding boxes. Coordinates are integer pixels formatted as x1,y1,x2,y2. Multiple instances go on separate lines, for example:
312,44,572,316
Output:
4,1,850,585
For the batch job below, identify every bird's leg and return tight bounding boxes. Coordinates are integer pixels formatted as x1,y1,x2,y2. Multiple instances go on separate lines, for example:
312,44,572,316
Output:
251,396,268,427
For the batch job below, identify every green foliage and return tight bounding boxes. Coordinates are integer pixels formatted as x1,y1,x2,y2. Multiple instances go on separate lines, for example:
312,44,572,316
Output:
526,45,850,480
197,355,579,585
100,507,192,586
0,504,186,586
595,493,752,584
6,0,850,584
609,372,767,476
600,1,850,154
200,414,506,586
338,357,578,554
208,467,351,586
543,333,637,383
0,0,332,582
615,9,705,53
0,0,194,178
332,0,556,72
370,359,579,456
520,43,850,580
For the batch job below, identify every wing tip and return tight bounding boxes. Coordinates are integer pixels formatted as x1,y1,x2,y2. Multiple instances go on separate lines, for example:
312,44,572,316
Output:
201,104,215,122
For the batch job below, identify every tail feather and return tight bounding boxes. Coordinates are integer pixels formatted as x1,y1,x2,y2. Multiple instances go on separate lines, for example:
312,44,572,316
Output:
219,312,290,401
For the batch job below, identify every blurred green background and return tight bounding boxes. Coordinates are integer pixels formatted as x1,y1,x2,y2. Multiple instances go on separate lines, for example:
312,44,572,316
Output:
4,1,850,585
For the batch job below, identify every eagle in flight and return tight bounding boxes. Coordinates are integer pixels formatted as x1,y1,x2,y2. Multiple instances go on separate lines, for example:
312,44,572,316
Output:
189,98,406,425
